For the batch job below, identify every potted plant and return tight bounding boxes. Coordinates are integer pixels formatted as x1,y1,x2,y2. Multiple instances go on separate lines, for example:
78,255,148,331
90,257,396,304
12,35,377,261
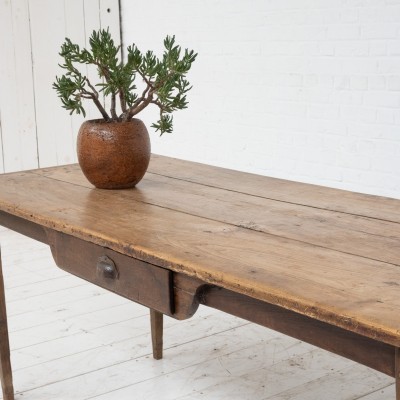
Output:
53,29,197,189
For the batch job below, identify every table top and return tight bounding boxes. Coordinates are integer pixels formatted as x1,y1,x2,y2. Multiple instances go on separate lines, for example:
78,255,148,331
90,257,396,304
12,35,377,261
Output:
0,155,400,346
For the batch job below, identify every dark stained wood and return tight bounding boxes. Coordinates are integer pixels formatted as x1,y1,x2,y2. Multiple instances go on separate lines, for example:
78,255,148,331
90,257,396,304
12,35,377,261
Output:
172,274,207,320
46,230,174,316
201,286,395,377
0,249,14,400
150,309,163,360
396,348,400,399
0,168,400,346
0,211,47,244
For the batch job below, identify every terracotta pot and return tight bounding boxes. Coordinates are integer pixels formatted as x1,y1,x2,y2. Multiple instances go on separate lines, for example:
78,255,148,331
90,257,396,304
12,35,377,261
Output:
77,119,151,189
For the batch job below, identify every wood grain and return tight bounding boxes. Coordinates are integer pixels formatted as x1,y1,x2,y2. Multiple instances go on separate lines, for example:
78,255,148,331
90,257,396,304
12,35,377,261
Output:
0,158,400,349
201,286,395,377
35,164,400,266
0,0,38,173
148,154,400,223
396,347,400,400
0,0,121,172
0,211,48,244
150,309,163,360
0,227,393,400
0,248,14,400
47,230,174,316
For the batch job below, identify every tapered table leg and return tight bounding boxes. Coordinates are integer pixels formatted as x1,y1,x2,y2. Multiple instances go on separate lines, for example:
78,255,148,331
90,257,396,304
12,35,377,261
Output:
396,348,400,400
0,248,14,400
150,309,163,360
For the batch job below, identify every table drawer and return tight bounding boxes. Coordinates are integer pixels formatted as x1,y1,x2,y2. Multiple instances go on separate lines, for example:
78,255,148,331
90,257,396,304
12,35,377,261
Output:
47,231,174,315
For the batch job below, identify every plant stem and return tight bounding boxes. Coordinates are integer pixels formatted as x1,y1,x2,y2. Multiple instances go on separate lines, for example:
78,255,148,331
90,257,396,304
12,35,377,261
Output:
151,99,169,112
92,96,111,121
119,90,127,113
136,69,153,89
126,92,154,120
120,83,150,121
110,92,118,120
84,78,111,121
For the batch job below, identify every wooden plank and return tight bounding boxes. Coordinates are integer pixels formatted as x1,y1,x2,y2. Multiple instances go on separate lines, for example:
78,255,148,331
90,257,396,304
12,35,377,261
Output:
34,164,400,266
0,0,23,173
0,0,121,173
84,346,352,400
396,348,400,400
227,362,391,400
8,291,128,333
148,155,400,223
99,0,121,115
0,0,41,173
28,0,75,167
0,171,400,346
10,306,244,373
64,0,87,163
0,248,14,400
11,318,261,399
99,0,120,40
119,173,400,265
10,0,38,171
359,385,394,399
176,357,391,400
9,302,145,350
5,275,85,304
83,0,103,121
6,284,108,319
3,268,64,290
0,111,4,173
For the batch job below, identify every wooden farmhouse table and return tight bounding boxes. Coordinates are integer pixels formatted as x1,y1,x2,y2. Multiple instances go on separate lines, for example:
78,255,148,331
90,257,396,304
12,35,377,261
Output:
0,154,400,399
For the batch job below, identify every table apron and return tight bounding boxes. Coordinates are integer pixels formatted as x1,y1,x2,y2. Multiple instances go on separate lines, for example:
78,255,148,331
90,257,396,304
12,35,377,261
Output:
200,285,395,377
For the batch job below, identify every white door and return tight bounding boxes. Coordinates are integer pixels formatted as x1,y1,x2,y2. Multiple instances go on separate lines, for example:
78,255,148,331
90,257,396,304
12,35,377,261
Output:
0,0,120,173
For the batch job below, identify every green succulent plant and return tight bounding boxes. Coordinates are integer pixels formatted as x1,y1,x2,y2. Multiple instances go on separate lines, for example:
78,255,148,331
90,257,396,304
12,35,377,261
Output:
53,28,197,134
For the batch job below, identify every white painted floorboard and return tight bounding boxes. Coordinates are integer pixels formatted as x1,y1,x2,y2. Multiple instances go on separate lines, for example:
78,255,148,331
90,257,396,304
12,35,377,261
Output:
0,228,395,399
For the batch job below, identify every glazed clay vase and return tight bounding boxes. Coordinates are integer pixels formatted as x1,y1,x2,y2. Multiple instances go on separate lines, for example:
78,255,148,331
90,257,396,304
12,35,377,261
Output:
77,119,151,189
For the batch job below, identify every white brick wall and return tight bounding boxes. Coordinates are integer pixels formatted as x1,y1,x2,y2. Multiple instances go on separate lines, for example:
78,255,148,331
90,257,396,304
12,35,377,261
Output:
122,0,400,198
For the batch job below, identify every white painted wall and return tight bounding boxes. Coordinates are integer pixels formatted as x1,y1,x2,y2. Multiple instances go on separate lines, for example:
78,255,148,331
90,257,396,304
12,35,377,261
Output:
122,0,400,199
0,0,120,172
2,1,399,198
